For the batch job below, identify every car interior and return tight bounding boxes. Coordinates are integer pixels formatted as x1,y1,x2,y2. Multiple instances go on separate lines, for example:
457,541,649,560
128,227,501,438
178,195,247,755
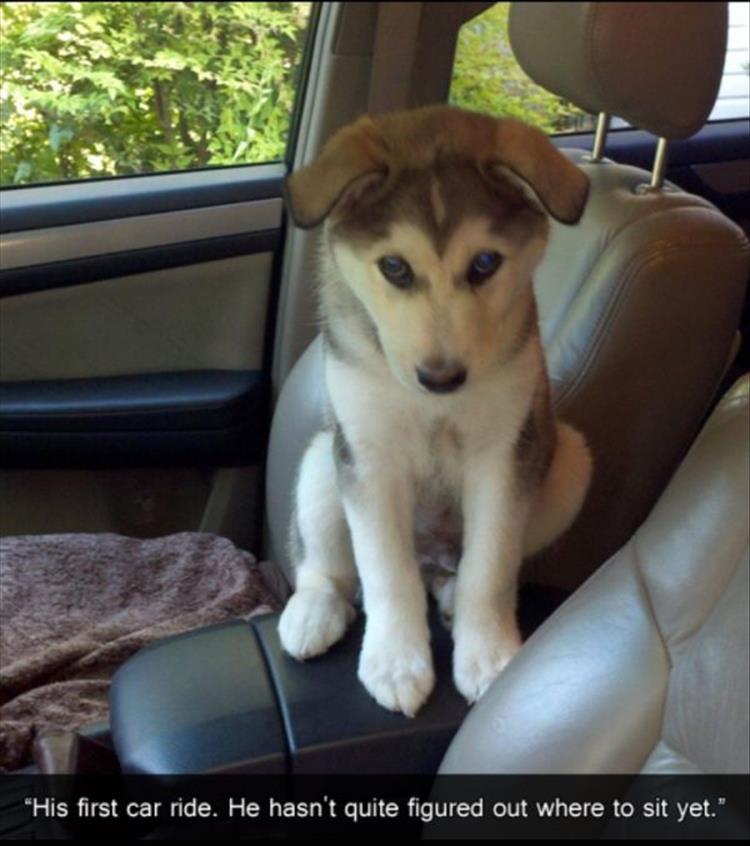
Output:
0,0,748,834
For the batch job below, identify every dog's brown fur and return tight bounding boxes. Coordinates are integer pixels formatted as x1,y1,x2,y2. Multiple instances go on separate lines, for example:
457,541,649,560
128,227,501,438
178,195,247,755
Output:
285,105,589,229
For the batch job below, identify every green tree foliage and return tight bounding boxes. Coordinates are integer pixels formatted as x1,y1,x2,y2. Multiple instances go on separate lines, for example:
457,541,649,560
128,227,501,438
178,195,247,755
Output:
0,1,312,185
450,3,591,134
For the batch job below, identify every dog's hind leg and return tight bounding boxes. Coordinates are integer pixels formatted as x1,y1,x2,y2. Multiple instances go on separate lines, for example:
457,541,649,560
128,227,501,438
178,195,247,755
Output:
278,430,358,660
523,421,592,557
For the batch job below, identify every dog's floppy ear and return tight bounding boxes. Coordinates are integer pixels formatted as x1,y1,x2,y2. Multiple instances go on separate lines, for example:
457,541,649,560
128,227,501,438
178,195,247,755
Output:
483,118,589,224
284,116,389,229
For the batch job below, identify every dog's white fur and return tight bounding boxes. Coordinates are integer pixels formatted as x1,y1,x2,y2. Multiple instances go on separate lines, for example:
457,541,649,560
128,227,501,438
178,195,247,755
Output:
278,108,592,717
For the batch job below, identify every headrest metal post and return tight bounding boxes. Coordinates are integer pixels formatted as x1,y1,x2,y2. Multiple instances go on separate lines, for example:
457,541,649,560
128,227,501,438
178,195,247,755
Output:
590,112,611,162
650,137,670,190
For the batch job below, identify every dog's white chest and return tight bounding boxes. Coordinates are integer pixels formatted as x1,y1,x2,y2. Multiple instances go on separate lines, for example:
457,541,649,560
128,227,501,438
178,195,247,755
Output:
410,416,468,576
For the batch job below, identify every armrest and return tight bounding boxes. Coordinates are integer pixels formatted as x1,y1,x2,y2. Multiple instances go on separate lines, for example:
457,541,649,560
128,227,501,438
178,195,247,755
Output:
110,588,569,775
252,611,468,774
0,370,268,467
110,620,287,774
110,610,469,775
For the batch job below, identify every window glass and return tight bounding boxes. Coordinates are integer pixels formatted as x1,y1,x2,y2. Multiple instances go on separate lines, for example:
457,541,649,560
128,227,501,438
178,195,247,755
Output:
450,2,749,135
711,1,750,121
449,3,594,135
0,2,313,186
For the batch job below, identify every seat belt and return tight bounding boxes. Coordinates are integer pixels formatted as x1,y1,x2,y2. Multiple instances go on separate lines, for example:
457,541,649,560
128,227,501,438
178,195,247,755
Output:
368,2,422,115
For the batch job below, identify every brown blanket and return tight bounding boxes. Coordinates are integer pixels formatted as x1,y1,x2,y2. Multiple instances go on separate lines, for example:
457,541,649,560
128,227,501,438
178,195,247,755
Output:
0,532,279,771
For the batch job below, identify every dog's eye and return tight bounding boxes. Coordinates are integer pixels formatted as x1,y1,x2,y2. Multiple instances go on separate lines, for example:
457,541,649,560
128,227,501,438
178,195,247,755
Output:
377,255,414,289
467,251,503,286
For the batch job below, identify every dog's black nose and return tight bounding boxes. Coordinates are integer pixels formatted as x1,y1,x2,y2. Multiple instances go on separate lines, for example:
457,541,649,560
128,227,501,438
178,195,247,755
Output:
416,361,467,393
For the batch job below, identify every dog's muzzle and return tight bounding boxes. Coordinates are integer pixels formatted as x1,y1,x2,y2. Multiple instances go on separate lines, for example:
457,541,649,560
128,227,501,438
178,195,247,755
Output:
416,361,467,394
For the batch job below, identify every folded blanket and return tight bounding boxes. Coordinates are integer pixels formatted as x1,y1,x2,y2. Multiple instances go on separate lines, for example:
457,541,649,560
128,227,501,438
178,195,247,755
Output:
0,532,279,771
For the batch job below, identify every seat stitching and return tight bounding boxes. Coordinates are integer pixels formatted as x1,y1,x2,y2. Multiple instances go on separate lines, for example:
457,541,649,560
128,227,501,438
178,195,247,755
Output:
645,532,749,654
628,543,673,769
554,236,749,409
629,542,672,670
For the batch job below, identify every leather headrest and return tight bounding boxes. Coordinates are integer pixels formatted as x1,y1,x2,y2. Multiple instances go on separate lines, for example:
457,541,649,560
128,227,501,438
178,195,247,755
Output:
508,2,728,140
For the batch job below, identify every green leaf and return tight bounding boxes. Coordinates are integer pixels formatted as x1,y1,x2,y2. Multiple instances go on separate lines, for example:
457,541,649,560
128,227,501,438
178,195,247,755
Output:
49,123,74,152
1,1,313,184
14,161,32,183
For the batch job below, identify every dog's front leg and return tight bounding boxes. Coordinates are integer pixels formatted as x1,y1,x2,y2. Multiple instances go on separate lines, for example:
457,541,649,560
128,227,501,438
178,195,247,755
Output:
453,447,529,703
342,467,434,717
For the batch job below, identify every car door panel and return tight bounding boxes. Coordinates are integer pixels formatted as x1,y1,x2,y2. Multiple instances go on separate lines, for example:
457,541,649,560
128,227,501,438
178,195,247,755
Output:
0,168,286,546
0,254,274,381
0,369,267,469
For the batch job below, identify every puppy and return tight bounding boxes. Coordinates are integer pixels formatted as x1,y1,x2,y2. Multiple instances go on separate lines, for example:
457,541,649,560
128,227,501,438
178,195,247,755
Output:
278,106,592,717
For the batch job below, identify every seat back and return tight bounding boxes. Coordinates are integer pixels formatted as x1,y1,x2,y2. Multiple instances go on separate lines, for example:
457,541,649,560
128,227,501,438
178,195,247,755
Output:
510,1,749,588
527,150,748,589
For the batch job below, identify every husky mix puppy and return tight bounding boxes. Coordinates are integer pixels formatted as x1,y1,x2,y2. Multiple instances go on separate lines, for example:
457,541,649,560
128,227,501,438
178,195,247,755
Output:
278,106,592,717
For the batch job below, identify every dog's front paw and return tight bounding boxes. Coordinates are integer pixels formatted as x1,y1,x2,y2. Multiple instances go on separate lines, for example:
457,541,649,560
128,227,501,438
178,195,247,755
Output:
358,624,434,717
453,621,521,704
279,589,356,660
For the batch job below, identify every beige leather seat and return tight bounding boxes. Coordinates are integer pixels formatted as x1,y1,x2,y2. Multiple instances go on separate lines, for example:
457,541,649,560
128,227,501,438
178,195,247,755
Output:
266,1,749,594
509,0,749,590
440,375,749,775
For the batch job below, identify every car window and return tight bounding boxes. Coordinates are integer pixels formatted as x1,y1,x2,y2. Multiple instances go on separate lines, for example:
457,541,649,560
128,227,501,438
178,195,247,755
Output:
0,1,314,187
716,0,750,120
449,1,750,135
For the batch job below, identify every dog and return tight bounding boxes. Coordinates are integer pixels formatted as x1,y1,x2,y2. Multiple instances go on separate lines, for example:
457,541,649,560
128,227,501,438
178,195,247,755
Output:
277,105,592,717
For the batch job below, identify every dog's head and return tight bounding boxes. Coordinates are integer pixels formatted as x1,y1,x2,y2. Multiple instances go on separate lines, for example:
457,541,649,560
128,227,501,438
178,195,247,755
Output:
285,106,589,394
